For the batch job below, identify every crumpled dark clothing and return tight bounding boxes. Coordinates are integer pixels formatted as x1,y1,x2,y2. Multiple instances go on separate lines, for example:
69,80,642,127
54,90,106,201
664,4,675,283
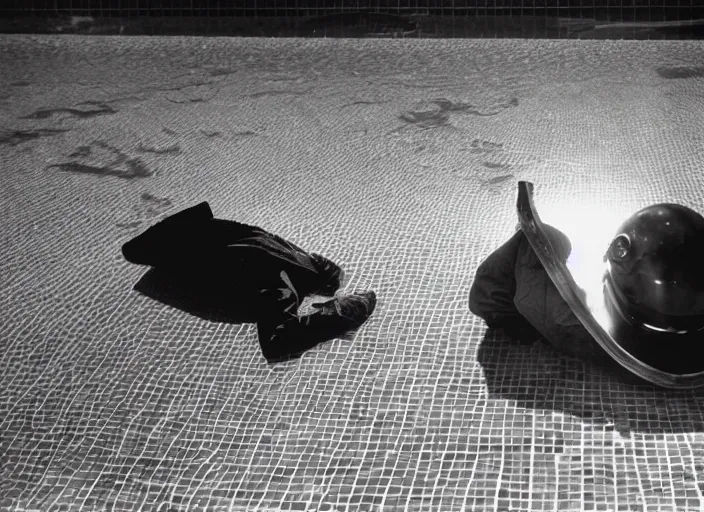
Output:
121,201,338,297
469,225,612,364
122,202,375,363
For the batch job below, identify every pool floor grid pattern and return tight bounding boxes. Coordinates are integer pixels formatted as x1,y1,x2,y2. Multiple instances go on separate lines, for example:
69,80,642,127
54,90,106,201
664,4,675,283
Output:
1,36,704,511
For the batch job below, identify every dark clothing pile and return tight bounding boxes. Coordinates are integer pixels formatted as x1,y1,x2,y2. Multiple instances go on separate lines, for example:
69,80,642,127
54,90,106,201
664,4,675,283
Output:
122,202,376,362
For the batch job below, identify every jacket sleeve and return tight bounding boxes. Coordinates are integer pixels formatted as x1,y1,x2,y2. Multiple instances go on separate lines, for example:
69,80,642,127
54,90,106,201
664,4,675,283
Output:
469,229,542,342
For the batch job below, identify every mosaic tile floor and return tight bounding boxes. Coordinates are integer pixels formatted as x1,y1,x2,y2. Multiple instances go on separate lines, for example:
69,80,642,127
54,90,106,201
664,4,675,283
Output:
1,35,704,511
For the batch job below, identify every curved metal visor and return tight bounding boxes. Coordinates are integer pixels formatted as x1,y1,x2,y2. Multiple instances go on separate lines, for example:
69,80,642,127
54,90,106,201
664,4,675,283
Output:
516,181,704,389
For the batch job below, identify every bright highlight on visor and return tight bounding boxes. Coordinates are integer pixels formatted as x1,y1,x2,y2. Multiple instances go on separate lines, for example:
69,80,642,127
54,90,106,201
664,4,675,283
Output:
534,198,623,313
517,181,704,389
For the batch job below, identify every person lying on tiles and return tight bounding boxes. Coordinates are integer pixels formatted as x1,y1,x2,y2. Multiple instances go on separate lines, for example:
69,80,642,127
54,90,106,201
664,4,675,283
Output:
122,202,377,363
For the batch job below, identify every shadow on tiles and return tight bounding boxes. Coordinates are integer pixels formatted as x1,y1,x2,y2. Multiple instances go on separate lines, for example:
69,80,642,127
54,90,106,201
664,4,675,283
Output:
477,328,704,434
133,266,261,325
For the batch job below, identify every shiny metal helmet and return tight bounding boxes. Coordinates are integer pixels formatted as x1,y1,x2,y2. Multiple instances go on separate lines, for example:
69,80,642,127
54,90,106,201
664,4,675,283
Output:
517,181,704,389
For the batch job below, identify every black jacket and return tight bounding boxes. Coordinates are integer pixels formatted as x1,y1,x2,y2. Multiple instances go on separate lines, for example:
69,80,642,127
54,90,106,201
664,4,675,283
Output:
121,202,334,300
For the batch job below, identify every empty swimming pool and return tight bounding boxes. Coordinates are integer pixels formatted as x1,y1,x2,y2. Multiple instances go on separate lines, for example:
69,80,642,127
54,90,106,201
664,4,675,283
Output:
1,34,704,511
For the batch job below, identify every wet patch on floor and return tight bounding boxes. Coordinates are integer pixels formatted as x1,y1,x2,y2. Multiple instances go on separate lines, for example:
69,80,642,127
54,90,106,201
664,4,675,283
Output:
20,100,116,120
69,145,91,158
340,100,389,110
393,103,456,132
165,96,209,104
49,141,153,180
481,174,515,185
48,160,151,179
466,139,504,155
248,89,313,100
655,66,704,79
100,94,151,110
0,128,70,146
233,130,259,138
206,68,237,78
137,143,181,155
482,161,511,170
448,138,519,186
164,83,220,104
140,193,172,217
140,192,171,207
392,97,519,133
474,174,517,193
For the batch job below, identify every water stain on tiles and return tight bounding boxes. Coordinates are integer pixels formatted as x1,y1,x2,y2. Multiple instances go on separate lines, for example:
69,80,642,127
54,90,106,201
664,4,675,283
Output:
397,100,466,130
248,89,313,99
137,142,181,155
164,84,220,104
340,99,389,110
393,97,519,133
99,95,150,110
69,145,91,158
482,174,515,186
655,66,704,79
48,161,152,179
233,130,259,138
0,128,70,146
140,192,172,214
466,139,504,155
207,68,237,77
20,100,116,120
482,162,511,170
165,95,208,104
49,141,152,179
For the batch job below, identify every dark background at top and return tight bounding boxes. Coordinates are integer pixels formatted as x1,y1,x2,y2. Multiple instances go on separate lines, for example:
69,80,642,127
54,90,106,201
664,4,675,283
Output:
2,1,704,22
2,1,704,39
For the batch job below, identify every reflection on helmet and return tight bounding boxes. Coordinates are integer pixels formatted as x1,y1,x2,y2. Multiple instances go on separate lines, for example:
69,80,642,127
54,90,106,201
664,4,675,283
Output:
604,203,704,335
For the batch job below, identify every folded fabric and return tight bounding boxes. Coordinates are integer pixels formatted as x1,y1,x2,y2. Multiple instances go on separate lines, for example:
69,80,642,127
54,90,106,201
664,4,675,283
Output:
469,225,611,364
